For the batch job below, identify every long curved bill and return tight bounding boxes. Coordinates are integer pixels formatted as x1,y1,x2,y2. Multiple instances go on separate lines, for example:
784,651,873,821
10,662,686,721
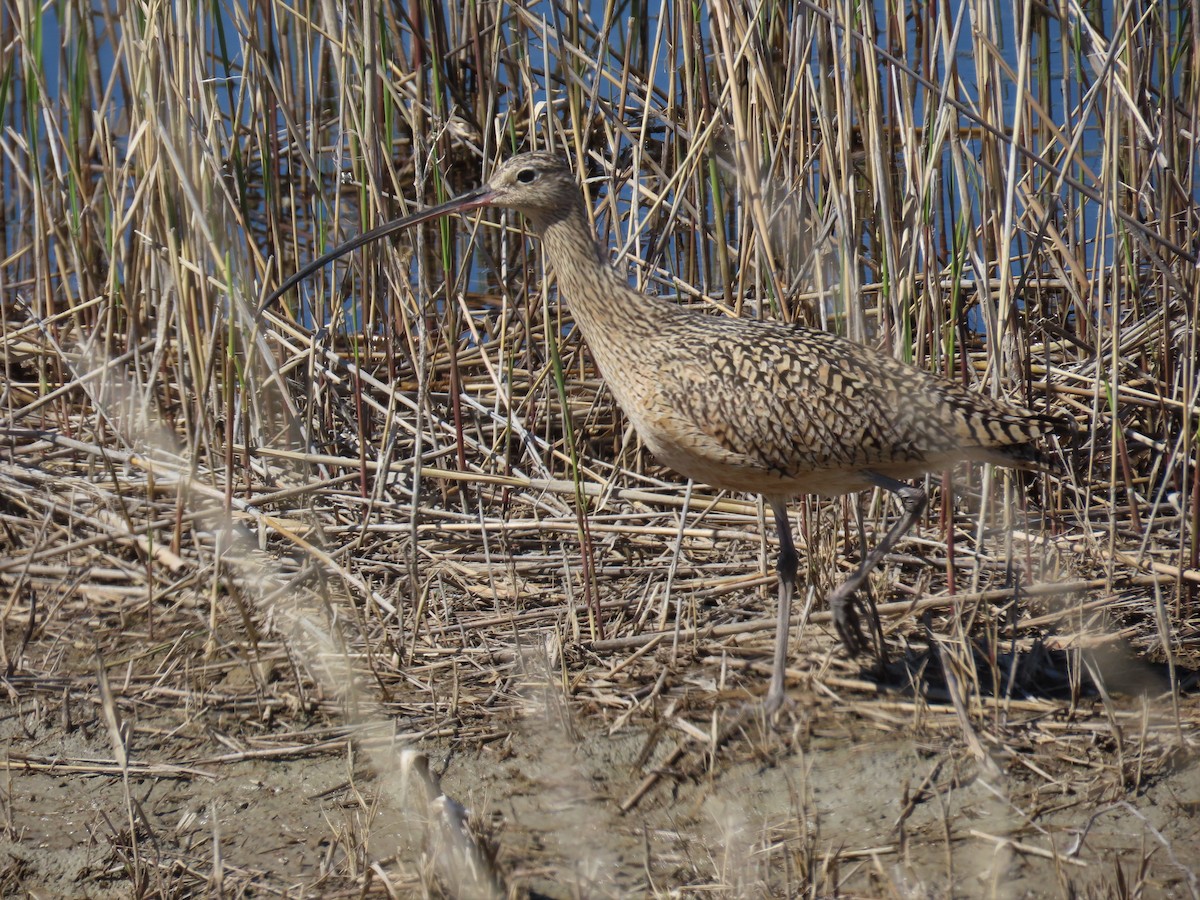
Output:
258,184,497,316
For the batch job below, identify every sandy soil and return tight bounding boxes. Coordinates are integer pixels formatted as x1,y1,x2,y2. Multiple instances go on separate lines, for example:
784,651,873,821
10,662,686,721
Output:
3,632,1197,898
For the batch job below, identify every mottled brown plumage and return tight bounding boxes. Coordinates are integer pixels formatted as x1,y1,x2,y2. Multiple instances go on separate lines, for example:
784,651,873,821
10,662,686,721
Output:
265,151,1064,712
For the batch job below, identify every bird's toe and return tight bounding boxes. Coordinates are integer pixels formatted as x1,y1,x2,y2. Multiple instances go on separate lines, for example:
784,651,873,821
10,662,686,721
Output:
828,587,868,655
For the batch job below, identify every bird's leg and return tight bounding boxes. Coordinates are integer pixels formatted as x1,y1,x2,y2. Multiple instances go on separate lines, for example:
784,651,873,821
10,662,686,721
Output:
826,473,927,656
766,497,798,713
851,501,888,667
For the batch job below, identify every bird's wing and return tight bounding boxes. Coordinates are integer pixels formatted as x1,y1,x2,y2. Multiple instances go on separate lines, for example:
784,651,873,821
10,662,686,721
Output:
655,322,1049,481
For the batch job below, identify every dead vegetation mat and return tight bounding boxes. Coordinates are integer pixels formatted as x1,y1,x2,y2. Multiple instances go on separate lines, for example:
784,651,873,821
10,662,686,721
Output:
0,414,1196,897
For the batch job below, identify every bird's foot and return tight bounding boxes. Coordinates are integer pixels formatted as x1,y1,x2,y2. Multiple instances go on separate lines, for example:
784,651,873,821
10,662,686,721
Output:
719,690,794,736
762,685,795,719
827,581,888,667
827,581,869,655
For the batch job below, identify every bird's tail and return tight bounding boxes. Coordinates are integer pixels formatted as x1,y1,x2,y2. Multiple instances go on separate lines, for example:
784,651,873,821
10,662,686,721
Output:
986,410,1077,472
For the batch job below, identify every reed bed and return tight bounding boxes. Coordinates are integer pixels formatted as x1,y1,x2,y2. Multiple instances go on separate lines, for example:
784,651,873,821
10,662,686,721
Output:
1,0,1197,895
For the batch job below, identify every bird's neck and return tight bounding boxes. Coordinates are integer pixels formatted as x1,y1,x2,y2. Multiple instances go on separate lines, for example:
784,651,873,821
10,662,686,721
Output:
535,202,668,348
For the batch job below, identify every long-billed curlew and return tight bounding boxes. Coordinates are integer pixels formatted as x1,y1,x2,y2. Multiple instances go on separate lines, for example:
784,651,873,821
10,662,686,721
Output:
263,151,1064,712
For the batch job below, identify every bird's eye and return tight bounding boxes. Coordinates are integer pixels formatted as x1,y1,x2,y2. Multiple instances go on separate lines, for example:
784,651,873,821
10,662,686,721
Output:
515,168,538,184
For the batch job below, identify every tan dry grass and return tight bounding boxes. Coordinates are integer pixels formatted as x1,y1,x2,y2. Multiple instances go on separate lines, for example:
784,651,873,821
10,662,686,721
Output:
1,0,1197,895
